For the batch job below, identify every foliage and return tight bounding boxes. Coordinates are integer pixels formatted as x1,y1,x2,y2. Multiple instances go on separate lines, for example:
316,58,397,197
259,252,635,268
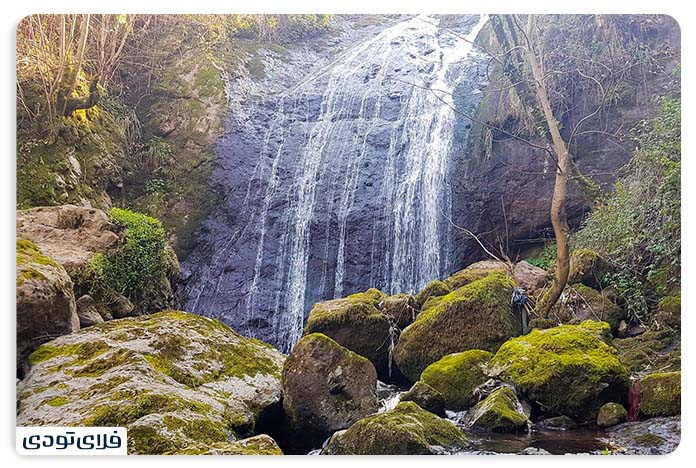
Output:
526,243,557,270
89,207,168,299
573,98,681,322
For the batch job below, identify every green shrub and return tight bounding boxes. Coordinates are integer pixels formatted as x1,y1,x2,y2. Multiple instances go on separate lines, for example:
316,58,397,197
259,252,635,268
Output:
573,97,680,322
526,243,557,270
90,207,168,298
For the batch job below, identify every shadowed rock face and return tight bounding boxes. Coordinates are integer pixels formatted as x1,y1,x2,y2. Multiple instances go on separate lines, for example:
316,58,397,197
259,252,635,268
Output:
180,15,490,351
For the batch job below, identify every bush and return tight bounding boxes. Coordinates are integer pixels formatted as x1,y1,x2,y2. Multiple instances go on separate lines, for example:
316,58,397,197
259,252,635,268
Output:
90,207,168,298
573,97,680,322
526,243,557,270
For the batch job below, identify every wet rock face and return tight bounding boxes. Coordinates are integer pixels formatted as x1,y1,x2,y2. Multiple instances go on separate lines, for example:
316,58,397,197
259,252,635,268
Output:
17,311,285,454
280,333,379,453
179,15,490,351
603,416,681,455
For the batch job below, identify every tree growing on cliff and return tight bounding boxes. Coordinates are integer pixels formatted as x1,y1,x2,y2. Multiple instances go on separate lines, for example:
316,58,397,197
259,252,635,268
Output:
481,14,676,313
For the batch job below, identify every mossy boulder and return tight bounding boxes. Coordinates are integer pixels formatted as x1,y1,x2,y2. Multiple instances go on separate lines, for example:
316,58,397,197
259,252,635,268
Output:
655,295,680,330
400,381,446,417
568,249,610,289
414,280,451,308
420,350,493,410
171,435,283,455
614,330,680,374
304,288,396,380
512,260,549,293
549,284,625,332
280,333,378,453
488,321,629,420
464,386,529,433
597,402,627,428
16,238,79,377
640,372,680,417
16,311,285,454
444,260,508,290
394,272,519,381
323,401,468,455
379,293,418,330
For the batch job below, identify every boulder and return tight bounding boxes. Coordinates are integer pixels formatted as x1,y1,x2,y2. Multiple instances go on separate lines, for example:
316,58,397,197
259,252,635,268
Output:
640,372,680,417
614,330,681,374
281,333,378,453
655,295,680,330
487,321,629,420
75,295,105,328
16,239,79,377
568,249,610,289
323,401,468,455
304,289,396,381
171,435,283,455
420,350,493,410
550,284,625,331
512,260,549,293
597,402,627,428
379,293,418,330
394,272,520,381
444,260,508,290
17,311,285,454
414,280,451,308
464,386,529,433
400,381,446,417
535,415,578,431
16,205,120,274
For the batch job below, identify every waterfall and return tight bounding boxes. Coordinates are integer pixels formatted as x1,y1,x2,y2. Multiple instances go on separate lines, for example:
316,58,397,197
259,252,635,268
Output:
182,14,490,352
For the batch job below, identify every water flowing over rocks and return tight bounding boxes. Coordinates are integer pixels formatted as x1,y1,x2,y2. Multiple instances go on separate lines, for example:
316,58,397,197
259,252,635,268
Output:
180,15,490,352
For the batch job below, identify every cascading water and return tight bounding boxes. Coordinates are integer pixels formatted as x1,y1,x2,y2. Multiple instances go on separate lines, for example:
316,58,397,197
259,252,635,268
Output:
181,14,490,352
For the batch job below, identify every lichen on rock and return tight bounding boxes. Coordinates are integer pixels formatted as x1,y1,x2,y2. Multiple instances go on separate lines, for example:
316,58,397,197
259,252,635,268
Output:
17,310,285,454
640,371,680,417
597,402,627,428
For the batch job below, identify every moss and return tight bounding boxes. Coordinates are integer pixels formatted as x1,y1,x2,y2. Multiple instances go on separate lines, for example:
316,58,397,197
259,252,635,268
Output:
568,249,609,289
400,381,446,417
394,272,518,381
44,396,69,407
633,433,665,447
444,264,506,290
467,386,528,433
163,415,228,445
16,268,47,286
128,425,178,455
16,239,58,267
172,435,283,455
548,283,625,331
325,401,467,455
529,318,558,330
414,280,451,307
28,340,110,365
656,295,680,329
614,330,680,374
596,402,627,428
305,290,391,379
640,371,680,417
70,348,137,378
489,321,628,418
420,350,493,410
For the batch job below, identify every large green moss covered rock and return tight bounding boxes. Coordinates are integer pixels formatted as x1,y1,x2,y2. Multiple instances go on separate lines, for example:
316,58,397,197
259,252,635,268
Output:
488,321,629,420
16,311,285,454
281,333,378,453
171,435,283,455
16,238,79,377
464,386,529,433
655,295,680,330
568,249,610,289
420,350,493,410
323,401,468,455
597,402,627,428
640,372,680,417
444,260,508,290
414,280,451,308
394,272,519,381
379,293,418,330
400,381,446,417
550,284,625,331
304,289,396,380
